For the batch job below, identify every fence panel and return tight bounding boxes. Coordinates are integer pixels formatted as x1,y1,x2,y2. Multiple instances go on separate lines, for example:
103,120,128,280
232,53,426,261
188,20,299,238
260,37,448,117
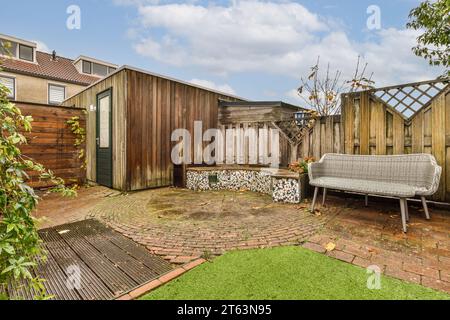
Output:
17,102,86,188
298,86,450,202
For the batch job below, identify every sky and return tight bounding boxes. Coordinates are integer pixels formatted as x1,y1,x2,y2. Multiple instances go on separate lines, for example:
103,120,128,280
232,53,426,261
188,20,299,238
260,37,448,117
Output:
0,0,445,103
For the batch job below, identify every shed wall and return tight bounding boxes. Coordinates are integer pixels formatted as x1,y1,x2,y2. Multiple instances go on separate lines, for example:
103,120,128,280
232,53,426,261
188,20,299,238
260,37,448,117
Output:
62,70,127,190
126,69,240,190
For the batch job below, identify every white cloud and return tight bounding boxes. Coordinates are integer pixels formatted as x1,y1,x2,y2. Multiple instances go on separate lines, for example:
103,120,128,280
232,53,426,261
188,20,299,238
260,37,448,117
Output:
189,78,236,95
33,40,50,53
126,0,444,91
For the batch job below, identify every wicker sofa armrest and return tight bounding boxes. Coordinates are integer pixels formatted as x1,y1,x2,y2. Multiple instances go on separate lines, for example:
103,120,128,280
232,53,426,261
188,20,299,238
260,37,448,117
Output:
417,164,442,196
308,162,325,181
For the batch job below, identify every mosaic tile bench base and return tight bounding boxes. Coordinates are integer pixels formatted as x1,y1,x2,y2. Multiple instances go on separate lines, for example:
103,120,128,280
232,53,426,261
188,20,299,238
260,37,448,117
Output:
186,166,309,204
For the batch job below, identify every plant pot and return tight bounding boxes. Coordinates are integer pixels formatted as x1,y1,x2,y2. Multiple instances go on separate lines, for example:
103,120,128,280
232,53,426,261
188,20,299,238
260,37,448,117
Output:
299,173,312,200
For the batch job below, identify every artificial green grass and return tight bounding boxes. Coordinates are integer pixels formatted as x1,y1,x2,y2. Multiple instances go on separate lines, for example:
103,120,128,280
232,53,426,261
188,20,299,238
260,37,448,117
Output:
141,246,449,300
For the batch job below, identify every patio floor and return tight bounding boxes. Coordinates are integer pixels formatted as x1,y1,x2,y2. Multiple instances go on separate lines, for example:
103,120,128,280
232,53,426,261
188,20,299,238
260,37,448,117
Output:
7,219,173,300
33,186,450,293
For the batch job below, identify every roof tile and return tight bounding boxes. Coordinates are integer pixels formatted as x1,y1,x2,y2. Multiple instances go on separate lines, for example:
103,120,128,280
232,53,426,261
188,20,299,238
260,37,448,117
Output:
1,51,101,85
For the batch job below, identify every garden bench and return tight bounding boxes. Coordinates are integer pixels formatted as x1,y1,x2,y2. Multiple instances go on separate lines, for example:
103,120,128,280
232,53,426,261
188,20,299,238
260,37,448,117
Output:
308,154,442,232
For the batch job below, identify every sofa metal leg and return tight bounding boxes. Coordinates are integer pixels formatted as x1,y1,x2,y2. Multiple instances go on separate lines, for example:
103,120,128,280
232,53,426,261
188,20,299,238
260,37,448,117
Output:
399,198,407,233
405,199,409,222
421,196,431,220
311,187,319,213
365,194,369,207
322,188,327,206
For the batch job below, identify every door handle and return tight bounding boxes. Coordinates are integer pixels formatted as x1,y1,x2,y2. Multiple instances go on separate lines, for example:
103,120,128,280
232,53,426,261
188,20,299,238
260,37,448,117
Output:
96,137,100,146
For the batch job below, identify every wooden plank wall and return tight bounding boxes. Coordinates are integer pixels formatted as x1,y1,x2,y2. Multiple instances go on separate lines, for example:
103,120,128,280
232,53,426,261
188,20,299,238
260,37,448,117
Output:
62,70,127,190
214,123,293,167
299,115,342,161
17,103,86,187
342,89,449,202
126,69,240,191
219,105,299,124
298,86,450,202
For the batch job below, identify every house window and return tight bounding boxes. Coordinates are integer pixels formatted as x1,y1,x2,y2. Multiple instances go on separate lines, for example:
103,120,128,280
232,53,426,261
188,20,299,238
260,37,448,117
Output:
92,63,108,77
19,44,34,62
0,76,15,99
48,84,66,104
82,60,92,74
108,67,116,74
0,40,18,58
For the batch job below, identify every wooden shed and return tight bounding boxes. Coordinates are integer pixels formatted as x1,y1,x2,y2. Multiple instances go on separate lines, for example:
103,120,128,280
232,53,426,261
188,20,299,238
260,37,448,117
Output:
62,66,242,191
217,101,306,167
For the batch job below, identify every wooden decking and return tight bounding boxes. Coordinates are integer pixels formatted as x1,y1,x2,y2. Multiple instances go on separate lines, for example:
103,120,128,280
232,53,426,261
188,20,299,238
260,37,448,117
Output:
6,219,173,300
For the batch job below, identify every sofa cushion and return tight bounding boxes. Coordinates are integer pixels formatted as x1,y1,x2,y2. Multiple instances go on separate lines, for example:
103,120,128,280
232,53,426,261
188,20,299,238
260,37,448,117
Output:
310,177,416,198
309,153,442,197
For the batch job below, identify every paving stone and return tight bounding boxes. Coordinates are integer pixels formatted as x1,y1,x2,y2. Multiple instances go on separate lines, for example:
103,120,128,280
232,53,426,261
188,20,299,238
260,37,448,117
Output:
302,242,327,254
421,276,450,293
403,263,440,279
326,250,355,263
352,256,373,268
385,266,420,284
35,187,450,294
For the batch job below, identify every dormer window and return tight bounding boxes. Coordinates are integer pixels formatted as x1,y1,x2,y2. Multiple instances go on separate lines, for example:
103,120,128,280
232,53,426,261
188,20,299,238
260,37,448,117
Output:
0,34,36,63
92,63,108,77
0,40,18,58
74,56,118,78
19,44,34,62
82,60,92,74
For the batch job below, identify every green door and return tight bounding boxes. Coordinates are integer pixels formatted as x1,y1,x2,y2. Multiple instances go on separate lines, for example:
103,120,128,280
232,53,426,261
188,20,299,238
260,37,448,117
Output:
96,89,113,188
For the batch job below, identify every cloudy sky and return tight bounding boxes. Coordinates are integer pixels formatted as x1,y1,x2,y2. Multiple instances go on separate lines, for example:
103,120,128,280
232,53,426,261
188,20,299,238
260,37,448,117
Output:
0,0,444,103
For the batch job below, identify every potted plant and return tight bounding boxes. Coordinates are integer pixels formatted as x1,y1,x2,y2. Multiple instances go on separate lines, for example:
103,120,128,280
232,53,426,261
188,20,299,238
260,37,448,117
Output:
288,157,316,198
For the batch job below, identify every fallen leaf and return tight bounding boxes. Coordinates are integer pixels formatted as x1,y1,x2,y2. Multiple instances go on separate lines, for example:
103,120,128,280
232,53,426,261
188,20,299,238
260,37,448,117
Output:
324,242,336,252
58,230,70,235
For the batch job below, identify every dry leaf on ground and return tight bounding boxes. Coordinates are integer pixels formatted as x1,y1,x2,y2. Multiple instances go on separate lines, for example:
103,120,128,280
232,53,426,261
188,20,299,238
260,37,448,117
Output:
324,242,336,251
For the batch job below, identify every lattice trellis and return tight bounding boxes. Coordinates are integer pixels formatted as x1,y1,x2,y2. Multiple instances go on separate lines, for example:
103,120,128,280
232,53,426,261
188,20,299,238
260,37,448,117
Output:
372,79,449,120
272,120,305,145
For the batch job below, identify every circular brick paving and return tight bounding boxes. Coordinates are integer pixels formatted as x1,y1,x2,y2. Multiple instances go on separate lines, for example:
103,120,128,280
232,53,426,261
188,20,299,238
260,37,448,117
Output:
88,188,333,263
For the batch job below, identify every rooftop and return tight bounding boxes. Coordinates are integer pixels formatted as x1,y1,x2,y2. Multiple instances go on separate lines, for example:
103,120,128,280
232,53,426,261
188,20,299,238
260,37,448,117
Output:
219,100,306,111
1,51,101,86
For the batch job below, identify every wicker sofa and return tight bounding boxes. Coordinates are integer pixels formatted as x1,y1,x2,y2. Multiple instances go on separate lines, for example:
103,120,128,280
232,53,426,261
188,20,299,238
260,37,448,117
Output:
308,154,442,232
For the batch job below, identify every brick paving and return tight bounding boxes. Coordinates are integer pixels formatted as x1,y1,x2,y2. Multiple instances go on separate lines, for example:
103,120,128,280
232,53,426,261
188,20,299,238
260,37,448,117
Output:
301,194,450,293
35,186,450,294
86,188,332,264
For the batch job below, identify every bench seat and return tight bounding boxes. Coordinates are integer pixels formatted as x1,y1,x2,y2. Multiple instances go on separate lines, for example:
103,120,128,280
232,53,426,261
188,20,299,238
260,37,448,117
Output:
311,177,416,198
308,154,442,233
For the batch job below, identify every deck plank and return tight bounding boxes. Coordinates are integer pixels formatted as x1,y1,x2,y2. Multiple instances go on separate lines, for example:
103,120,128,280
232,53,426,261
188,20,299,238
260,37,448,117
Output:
5,220,173,300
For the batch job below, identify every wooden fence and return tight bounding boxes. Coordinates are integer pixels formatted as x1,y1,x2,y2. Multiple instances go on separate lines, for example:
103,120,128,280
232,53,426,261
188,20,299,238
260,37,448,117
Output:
17,102,86,188
298,84,450,203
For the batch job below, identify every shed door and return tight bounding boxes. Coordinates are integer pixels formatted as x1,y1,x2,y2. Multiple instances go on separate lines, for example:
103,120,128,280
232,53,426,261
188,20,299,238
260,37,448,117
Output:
96,89,113,188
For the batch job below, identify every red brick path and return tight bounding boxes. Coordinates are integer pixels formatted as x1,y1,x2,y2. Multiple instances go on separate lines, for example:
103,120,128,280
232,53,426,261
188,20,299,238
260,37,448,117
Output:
35,186,450,293
302,195,450,293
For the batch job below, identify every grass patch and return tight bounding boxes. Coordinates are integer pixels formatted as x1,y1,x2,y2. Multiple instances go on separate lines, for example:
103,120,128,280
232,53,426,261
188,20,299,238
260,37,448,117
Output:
142,246,449,300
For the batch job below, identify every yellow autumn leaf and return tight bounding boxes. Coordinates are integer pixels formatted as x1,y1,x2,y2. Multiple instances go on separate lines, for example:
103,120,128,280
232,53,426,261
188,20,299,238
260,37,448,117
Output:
325,242,336,252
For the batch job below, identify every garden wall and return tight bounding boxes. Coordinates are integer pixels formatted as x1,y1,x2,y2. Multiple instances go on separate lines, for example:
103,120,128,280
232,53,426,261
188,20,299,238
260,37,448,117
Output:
17,102,86,188
298,85,450,203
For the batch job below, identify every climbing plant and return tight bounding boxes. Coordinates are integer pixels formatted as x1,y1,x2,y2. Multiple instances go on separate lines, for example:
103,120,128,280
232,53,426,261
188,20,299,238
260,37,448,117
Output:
66,115,87,169
0,65,76,299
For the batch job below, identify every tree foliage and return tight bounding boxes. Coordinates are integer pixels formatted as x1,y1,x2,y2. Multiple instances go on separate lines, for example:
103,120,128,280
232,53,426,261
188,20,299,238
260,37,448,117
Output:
0,63,76,299
297,56,375,116
407,0,450,77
